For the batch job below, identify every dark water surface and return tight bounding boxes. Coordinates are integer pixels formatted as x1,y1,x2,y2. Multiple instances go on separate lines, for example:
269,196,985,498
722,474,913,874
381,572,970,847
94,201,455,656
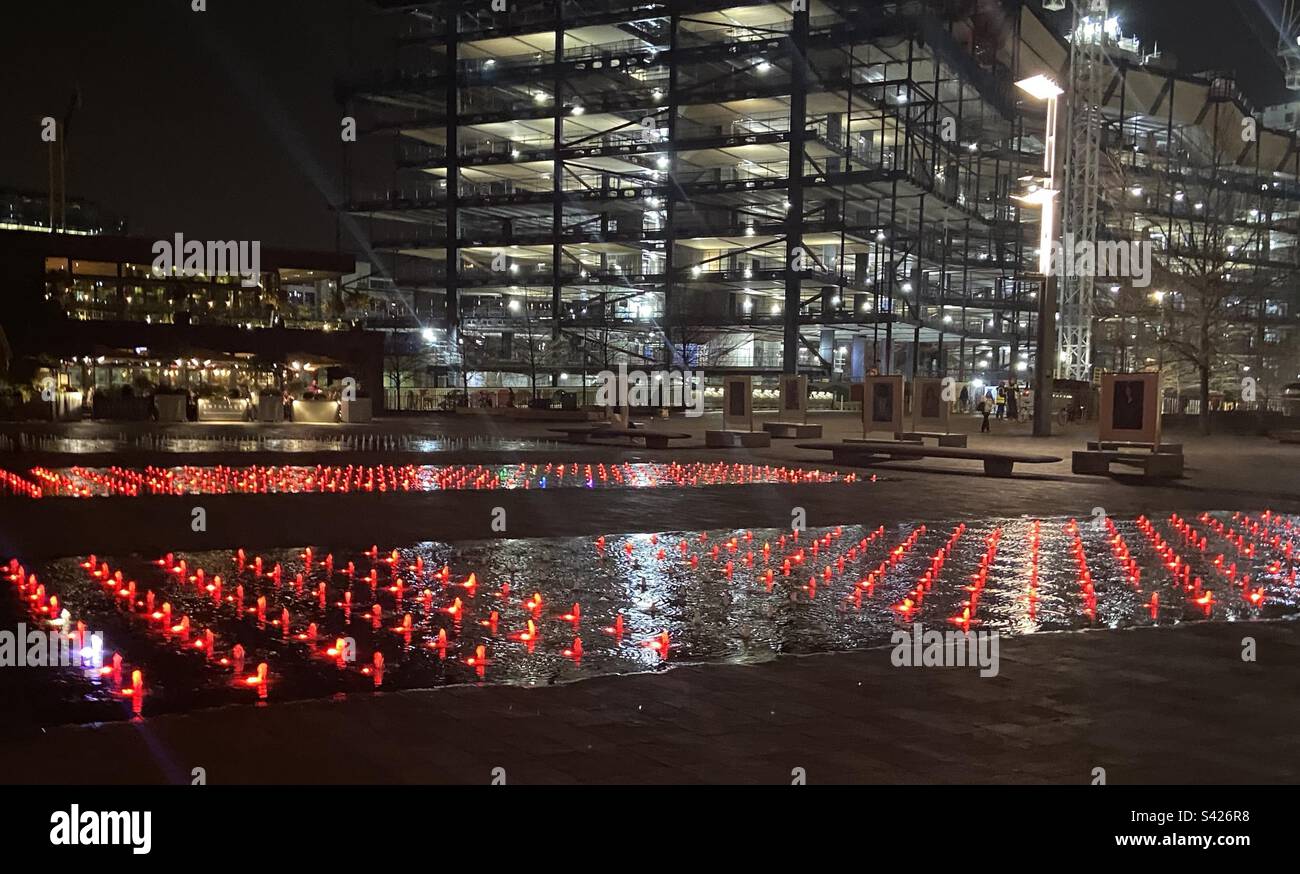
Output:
2,510,1295,727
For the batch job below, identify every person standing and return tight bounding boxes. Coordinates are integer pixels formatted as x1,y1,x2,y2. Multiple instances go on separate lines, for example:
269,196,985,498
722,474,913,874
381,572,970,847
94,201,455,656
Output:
979,391,992,433
1006,384,1019,423
995,382,1007,419
958,384,969,413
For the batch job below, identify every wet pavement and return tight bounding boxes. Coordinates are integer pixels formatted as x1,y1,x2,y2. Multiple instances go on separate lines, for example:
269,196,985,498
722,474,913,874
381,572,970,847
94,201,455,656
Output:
0,413,1298,783
4,618,1297,784
3,511,1296,727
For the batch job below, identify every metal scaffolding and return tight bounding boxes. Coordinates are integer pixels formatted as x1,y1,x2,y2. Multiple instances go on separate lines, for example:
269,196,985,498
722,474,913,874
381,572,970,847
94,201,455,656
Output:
1057,0,1110,381
343,0,1038,395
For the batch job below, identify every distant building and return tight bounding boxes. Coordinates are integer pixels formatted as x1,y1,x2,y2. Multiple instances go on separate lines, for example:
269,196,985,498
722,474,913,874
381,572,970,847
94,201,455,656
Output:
0,188,126,236
1263,100,1300,132
0,229,384,416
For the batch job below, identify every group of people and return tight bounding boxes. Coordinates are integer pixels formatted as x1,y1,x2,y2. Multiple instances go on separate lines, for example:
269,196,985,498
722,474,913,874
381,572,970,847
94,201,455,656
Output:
958,381,1030,433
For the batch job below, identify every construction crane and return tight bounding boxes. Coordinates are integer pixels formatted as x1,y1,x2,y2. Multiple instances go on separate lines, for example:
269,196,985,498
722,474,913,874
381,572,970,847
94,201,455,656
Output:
1281,0,1300,90
1056,0,1112,381
47,87,81,233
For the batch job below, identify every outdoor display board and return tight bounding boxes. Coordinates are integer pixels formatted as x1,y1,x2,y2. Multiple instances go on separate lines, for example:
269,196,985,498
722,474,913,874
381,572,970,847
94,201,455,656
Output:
863,374,904,436
778,374,808,422
911,376,950,432
1099,372,1161,445
722,375,753,431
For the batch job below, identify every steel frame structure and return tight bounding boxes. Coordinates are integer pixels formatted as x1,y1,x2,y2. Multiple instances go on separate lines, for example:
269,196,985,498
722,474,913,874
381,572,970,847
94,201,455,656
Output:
1281,0,1300,91
345,0,1033,393
1056,0,1109,381
1016,4,1300,403
1087,61,1300,399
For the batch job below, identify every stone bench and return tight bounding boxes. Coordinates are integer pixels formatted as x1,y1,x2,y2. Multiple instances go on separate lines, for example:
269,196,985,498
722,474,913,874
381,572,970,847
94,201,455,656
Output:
761,421,823,439
1072,449,1184,478
705,429,772,448
797,441,1060,477
548,427,691,450
895,431,968,448
1086,440,1182,455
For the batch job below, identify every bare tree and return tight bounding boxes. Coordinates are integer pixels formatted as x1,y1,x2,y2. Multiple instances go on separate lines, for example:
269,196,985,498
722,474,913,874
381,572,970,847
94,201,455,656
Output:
455,324,514,406
1099,148,1286,435
514,292,549,397
662,292,758,370
382,330,438,411
1152,184,1280,434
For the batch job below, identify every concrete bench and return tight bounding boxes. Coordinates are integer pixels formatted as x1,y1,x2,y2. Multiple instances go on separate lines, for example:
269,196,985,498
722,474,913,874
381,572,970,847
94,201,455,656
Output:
762,421,823,439
1086,440,1182,455
1073,449,1184,478
895,431,968,448
705,429,772,448
797,441,1060,477
548,427,691,450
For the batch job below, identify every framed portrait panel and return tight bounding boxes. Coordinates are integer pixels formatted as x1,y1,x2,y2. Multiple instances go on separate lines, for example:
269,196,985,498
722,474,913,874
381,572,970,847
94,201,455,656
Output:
1099,372,1161,444
778,374,808,422
722,375,753,431
863,374,904,436
911,377,950,432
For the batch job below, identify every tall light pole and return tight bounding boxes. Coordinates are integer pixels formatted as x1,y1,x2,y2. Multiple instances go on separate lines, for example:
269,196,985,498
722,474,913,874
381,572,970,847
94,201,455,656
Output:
1014,73,1064,437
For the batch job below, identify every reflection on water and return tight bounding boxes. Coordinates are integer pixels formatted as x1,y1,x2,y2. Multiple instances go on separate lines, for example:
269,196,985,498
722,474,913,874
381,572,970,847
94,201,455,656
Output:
3,510,1297,725
0,433,557,455
6,462,861,498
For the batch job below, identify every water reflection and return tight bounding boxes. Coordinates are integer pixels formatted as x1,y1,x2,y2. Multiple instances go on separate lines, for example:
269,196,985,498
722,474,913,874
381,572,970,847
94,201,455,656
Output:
4,511,1296,725
1,433,556,455
7,462,861,498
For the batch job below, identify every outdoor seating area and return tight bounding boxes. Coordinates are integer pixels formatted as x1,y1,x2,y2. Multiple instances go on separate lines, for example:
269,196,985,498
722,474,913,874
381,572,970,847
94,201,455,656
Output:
1072,447,1185,478
761,421,823,439
797,440,1061,477
704,429,773,448
894,431,969,448
1086,440,1182,454
548,425,692,449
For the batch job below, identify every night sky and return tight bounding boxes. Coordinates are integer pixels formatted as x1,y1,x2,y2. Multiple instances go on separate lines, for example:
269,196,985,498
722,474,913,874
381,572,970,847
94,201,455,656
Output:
0,0,1292,254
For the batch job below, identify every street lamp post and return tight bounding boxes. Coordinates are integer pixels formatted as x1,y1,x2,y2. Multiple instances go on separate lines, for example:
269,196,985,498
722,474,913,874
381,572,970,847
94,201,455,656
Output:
1034,273,1057,436
1014,74,1065,438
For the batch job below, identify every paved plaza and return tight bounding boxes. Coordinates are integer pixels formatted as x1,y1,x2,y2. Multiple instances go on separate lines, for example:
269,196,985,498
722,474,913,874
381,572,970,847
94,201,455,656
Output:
2,412,1297,556
1,412,1297,784
4,617,1297,785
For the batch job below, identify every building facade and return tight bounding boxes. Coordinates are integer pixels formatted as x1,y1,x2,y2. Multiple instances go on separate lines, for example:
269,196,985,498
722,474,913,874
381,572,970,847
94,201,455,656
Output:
341,0,1300,414
1019,6,1300,409
0,229,380,418
344,0,1040,405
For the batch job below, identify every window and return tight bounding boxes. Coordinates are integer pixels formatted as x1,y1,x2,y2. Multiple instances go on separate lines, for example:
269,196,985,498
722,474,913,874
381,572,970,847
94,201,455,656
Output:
71,260,118,277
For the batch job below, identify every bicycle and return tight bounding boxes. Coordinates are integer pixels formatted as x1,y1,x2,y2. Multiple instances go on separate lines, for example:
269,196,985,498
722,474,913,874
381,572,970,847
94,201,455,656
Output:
1056,405,1083,426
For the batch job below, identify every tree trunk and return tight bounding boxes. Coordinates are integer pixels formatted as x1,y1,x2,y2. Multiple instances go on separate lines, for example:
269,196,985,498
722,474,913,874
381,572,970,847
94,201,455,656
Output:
1199,364,1211,436
529,340,537,396
1199,318,1211,436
